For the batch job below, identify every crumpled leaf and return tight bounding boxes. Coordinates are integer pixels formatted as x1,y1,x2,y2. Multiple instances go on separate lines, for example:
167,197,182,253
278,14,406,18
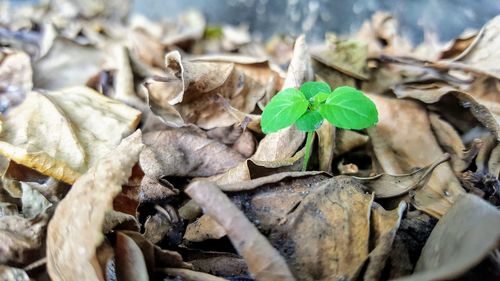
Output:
0,210,49,265
367,94,465,217
33,37,104,90
20,181,51,218
146,50,279,129
395,194,500,281
355,153,450,198
186,180,297,281
46,131,143,281
139,128,245,201
0,87,141,184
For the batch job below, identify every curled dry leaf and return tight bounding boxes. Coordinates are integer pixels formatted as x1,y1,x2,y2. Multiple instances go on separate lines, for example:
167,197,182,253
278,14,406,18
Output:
317,122,335,172
354,153,450,198
363,201,406,281
0,87,141,184
367,94,464,217
46,131,143,281
395,194,500,281
451,15,500,80
240,35,311,177
186,180,297,281
393,82,500,139
146,50,279,129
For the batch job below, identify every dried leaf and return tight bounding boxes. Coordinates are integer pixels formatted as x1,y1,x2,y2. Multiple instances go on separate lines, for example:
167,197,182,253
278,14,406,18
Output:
0,87,141,184
355,153,450,198
46,131,143,281
363,201,406,281
186,180,296,281
115,232,149,281
272,177,373,280
0,211,49,265
317,122,335,172
0,49,32,112
367,95,465,217
33,37,103,90
395,194,500,281
452,16,500,79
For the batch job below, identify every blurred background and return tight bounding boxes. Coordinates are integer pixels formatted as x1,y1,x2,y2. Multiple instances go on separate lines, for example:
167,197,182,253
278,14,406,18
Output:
8,0,500,43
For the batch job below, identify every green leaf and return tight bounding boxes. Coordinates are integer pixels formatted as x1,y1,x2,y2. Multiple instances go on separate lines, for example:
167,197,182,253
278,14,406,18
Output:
295,110,323,132
261,88,309,133
300,81,331,100
312,92,329,106
319,86,378,130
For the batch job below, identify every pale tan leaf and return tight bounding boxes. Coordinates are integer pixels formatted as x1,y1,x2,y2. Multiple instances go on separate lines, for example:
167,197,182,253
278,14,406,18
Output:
0,87,141,184
46,131,143,281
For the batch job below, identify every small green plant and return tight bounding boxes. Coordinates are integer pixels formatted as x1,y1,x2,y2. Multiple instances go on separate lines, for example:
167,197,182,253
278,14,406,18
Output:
261,81,378,170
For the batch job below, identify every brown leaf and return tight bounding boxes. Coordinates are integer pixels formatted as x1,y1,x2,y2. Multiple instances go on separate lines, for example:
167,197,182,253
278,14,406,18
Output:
317,122,335,172
354,153,450,198
115,232,149,281
271,177,373,281
139,129,245,201
452,16,500,79
186,180,296,281
393,82,500,139
0,87,141,184
367,94,465,217
46,131,143,281
395,194,500,281
363,202,406,281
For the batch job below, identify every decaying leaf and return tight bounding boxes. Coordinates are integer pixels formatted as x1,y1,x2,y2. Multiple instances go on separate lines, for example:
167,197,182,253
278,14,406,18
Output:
367,94,465,217
0,87,141,184
46,131,143,281
271,177,373,280
396,194,500,281
115,232,149,281
186,180,297,281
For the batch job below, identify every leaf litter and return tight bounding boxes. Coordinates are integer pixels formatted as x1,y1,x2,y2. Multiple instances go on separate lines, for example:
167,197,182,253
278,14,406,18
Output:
0,1,499,280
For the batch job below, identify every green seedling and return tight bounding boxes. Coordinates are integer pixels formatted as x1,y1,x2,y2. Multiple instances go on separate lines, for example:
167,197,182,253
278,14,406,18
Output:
261,81,378,171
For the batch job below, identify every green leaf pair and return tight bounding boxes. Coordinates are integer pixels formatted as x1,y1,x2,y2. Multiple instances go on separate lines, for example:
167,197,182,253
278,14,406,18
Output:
261,81,378,134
